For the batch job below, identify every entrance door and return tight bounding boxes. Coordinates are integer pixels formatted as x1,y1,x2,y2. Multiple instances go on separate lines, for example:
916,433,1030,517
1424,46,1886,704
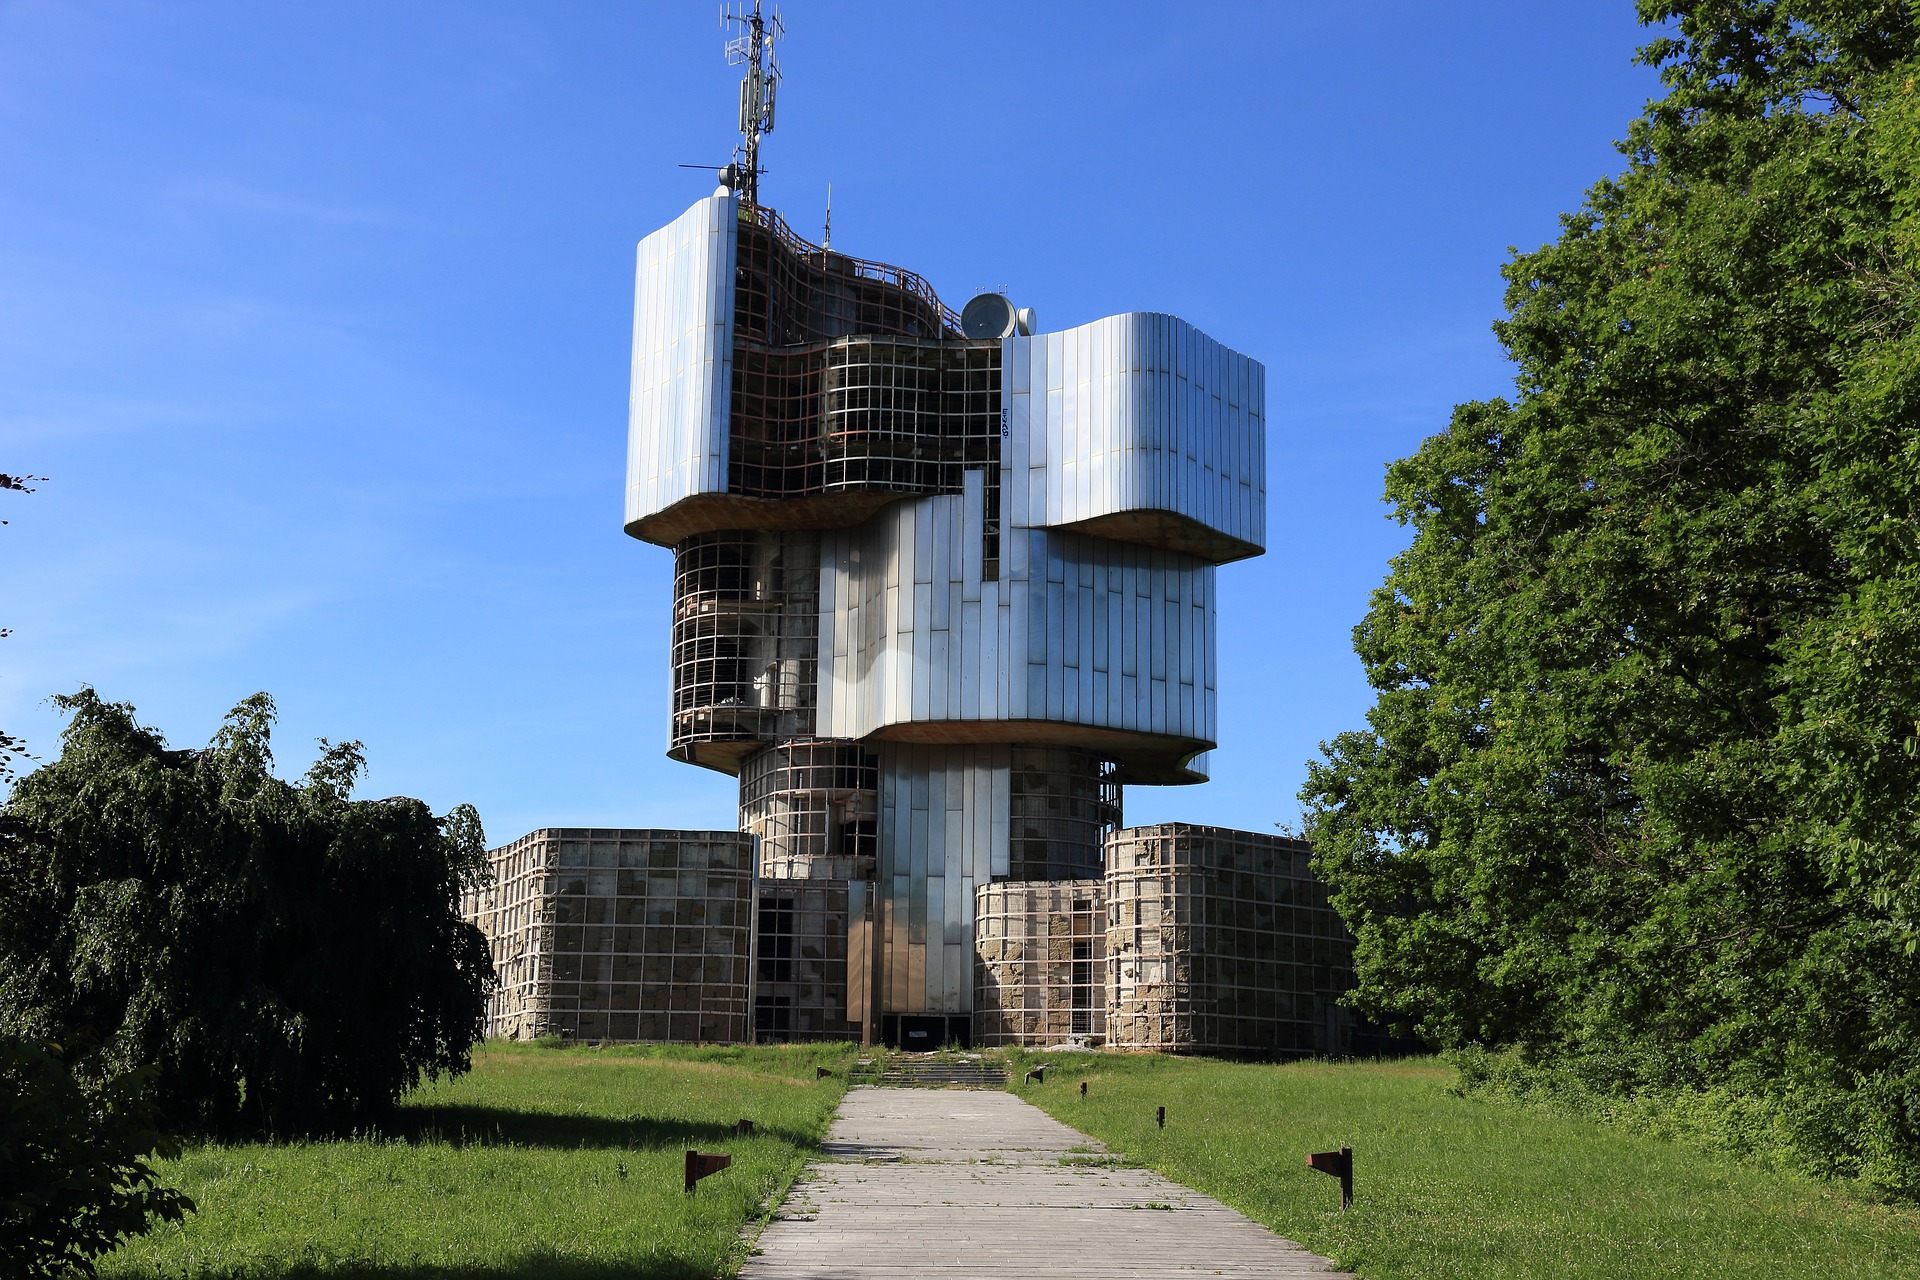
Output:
883,1013,972,1051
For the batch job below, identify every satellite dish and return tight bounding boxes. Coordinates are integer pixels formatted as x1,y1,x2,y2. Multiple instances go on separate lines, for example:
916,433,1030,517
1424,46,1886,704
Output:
961,292,1019,339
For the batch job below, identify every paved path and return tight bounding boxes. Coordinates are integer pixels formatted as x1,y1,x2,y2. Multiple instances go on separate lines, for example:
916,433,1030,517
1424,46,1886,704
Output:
740,1087,1350,1279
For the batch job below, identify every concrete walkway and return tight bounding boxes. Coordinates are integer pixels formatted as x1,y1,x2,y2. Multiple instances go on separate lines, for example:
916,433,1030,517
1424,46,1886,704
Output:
740,1086,1351,1279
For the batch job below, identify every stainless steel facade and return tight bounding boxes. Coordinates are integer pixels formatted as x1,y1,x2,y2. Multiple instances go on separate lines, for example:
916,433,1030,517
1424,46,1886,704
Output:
625,195,735,530
1002,313,1266,563
624,193,1267,1040
816,478,1220,782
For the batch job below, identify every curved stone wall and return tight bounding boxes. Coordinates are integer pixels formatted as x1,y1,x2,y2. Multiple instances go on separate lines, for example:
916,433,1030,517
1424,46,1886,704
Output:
1104,824,1352,1055
973,880,1106,1047
465,828,754,1044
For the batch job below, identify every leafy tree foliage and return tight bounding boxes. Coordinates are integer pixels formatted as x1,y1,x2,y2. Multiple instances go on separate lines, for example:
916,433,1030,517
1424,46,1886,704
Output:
1303,2,1920,1189
0,471,43,785
0,1030,193,1278
0,690,495,1135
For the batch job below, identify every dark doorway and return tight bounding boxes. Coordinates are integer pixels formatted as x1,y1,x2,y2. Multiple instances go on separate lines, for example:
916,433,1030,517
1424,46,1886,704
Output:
883,1013,971,1051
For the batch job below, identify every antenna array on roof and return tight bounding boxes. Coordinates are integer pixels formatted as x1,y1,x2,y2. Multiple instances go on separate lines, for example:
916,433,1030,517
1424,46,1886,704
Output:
719,0,783,208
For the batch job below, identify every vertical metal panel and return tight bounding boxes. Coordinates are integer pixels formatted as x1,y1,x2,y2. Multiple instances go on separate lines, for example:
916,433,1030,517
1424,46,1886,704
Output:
867,744,1018,1017
999,312,1264,560
780,306,1257,1028
625,194,736,528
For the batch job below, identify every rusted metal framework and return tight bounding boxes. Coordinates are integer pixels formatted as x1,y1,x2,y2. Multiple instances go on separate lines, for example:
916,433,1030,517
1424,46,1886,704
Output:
730,338,1001,499
725,208,1003,573
669,530,819,766
735,204,958,344
754,880,870,1041
1104,824,1354,1056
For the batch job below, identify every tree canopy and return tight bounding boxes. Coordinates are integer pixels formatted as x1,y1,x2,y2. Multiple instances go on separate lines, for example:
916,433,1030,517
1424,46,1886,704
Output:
1302,1,1920,1191
0,690,495,1135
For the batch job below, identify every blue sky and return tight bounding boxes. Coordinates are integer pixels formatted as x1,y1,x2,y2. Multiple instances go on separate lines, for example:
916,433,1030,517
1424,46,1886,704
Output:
0,1,1663,844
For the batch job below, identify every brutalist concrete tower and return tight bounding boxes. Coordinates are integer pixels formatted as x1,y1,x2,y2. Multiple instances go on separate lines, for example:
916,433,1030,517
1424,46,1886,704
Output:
623,187,1265,1046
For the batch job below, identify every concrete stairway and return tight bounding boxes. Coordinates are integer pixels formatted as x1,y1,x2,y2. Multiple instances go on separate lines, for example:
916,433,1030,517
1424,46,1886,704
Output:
875,1056,1008,1088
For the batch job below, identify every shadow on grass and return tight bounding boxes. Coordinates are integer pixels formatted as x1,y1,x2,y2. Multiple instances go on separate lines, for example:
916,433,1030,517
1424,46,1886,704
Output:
152,1260,718,1280
386,1103,814,1151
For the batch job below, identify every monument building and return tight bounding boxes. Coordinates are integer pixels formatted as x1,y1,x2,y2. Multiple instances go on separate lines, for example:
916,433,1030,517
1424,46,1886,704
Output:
463,3,1358,1053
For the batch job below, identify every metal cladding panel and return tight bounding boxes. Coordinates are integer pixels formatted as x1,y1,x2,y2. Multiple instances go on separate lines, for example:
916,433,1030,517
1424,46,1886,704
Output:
1001,312,1265,560
815,486,1215,750
625,194,736,529
875,744,1009,1015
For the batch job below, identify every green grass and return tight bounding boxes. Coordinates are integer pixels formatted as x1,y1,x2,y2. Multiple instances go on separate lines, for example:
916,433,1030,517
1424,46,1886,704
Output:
1006,1051,1920,1280
102,1040,857,1280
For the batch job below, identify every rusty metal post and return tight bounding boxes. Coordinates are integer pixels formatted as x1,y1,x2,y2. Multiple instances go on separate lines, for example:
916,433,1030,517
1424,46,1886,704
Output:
1306,1146,1353,1210
1156,1105,1165,1128
685,1150,733,1193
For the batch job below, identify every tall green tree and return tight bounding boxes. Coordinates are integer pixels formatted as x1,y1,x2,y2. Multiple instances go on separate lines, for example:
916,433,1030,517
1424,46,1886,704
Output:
1303,1,1920,1189
0,690,495,1135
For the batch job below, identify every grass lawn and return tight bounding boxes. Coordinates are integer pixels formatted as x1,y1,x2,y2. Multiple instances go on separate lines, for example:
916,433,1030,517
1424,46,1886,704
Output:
102,1040,857,1280
1007,1051,1920,1280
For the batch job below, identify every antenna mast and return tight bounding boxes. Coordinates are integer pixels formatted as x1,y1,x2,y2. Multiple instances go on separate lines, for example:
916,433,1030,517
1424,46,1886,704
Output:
722,0,782,208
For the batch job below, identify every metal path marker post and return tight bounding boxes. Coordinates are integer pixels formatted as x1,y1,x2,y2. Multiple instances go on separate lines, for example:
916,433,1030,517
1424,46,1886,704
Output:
1306,1146,1353,1210
685,1150,733,1193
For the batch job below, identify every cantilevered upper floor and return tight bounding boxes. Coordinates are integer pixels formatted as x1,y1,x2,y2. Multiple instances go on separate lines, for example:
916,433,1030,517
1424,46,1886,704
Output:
624,193,1265,566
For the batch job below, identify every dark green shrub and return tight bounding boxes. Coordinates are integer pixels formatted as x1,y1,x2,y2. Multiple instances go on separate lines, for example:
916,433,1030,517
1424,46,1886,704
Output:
0,691,495,1137
0,1036,193,1278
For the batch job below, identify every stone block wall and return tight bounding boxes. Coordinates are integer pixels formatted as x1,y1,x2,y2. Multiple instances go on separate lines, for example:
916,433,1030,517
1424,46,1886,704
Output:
463,828,754,1044
972,881,1107,1046
1103,823,1353,1055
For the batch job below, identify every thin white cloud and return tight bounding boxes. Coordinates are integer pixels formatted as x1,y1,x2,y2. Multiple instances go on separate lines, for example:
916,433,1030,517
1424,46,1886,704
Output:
163,175,401,229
